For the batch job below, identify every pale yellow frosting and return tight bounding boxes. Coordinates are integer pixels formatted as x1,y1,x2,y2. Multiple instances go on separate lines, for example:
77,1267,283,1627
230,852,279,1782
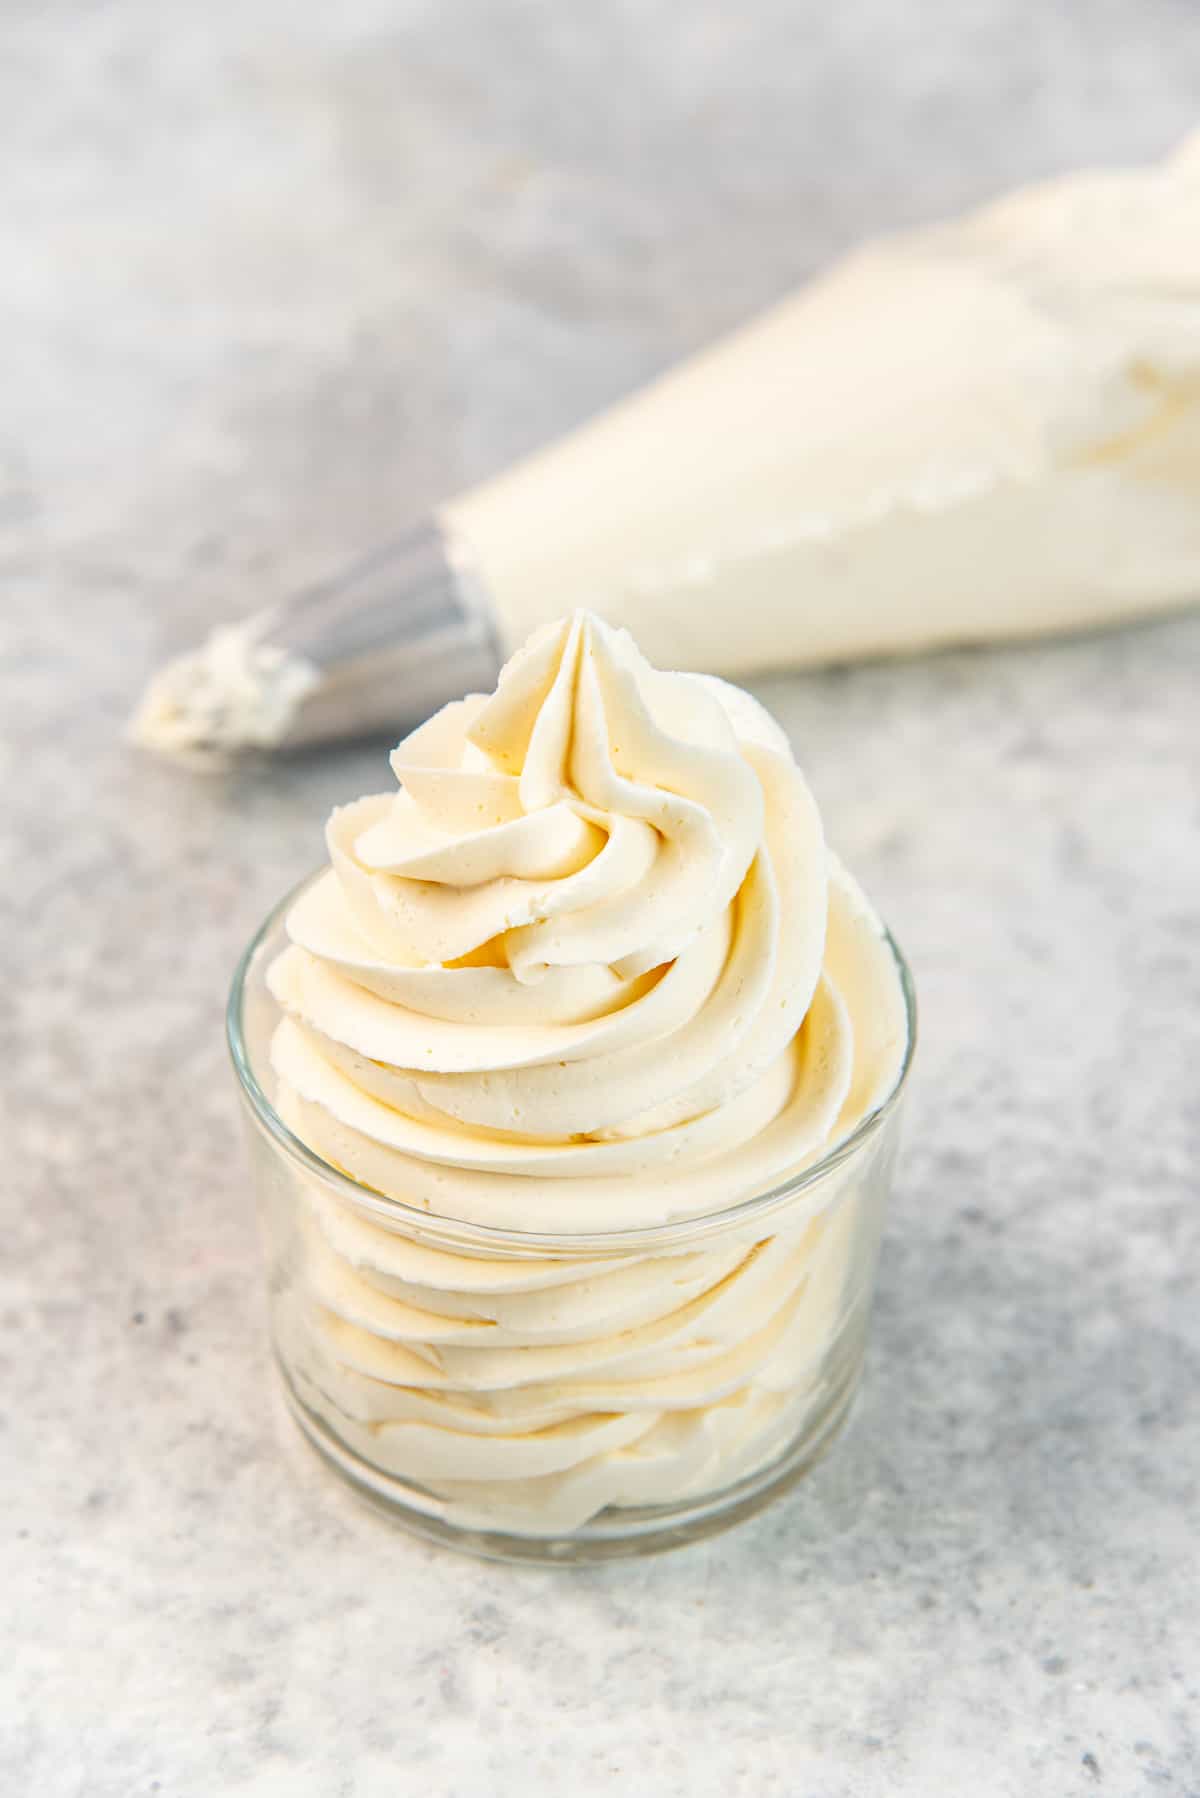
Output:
267,613,908,1529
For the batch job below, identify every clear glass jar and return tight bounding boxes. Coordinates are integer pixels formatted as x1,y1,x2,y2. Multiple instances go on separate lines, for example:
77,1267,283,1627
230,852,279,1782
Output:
228,875,916,1565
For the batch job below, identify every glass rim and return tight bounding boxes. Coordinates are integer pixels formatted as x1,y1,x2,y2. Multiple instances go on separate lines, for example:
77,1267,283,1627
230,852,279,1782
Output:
227,870,918,1256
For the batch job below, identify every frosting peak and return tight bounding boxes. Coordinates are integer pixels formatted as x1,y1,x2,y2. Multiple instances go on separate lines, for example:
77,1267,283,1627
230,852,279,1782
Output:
360,611,765,984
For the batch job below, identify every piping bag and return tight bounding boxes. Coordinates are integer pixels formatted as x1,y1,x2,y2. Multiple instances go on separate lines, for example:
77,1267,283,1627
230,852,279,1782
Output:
133,133,1200,760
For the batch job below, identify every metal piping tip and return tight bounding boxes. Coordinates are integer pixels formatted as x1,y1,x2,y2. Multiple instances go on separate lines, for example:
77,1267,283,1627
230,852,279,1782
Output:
129,520,504,765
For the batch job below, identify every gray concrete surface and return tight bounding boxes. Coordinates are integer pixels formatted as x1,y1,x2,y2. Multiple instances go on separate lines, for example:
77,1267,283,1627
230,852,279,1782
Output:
3,3,1198,1794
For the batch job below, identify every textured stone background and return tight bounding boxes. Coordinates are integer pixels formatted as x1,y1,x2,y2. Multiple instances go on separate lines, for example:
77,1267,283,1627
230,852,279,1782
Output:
4,4,1199,1795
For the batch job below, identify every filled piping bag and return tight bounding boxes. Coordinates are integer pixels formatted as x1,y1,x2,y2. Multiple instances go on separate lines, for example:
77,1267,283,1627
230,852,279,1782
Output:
133,133,1200,760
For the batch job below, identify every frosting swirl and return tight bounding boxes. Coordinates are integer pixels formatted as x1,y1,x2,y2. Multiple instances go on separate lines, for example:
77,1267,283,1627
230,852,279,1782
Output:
269,612,906,1232
265,612,910,1531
